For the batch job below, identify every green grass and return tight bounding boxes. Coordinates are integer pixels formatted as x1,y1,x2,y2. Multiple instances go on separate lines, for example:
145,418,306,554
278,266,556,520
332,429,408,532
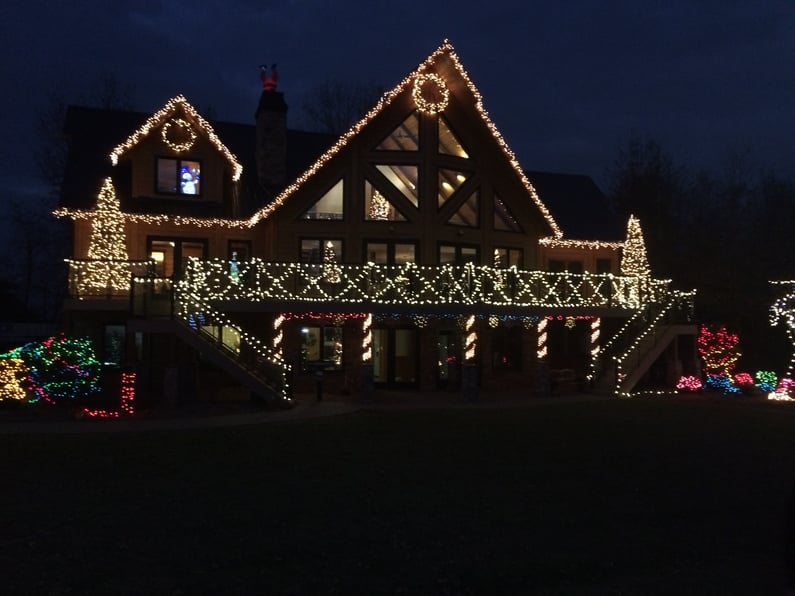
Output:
3,398,795,594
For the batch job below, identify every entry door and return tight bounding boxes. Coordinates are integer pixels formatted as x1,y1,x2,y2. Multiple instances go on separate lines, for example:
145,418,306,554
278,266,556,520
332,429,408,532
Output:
372,328,418,387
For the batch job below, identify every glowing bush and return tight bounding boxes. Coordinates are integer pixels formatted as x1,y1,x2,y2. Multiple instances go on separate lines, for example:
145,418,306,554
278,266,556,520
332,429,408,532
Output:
676,375,702,392
733,372,754,386
755,371,777,392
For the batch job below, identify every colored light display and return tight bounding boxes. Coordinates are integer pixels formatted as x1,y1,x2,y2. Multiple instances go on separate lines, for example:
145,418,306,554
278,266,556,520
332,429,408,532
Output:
676,375,703,392
697,325,741,377
83,372,136,419
6,336,100,403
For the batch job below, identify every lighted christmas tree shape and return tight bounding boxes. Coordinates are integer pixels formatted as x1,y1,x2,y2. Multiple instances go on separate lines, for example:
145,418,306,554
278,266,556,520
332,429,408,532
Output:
322,241,341,283
620,214,651,305
85,178,132,292
368,189,390,220
0,357,28,402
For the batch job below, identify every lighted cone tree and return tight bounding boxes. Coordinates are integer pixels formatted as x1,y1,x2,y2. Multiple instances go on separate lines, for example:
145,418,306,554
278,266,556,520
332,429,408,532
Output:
323,241,341,283
0,357,29,402
620,214,651,305
84,178,132,292
368,189,390,220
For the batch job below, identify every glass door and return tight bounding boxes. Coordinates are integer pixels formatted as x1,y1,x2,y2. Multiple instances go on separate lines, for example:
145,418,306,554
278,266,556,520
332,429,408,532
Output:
372,328,418,387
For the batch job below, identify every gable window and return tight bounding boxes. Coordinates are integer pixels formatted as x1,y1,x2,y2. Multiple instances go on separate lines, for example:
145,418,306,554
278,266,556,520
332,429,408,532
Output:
375,165,419,207
156,158,201,196
438,116,469,158
376,113,420,151
364,181,407,221
447,191,479,227
302,180,344,220
493,195,522,232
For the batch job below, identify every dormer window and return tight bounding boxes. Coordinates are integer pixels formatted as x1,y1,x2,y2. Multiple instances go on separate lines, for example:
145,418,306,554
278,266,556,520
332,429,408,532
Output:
156,157,201,196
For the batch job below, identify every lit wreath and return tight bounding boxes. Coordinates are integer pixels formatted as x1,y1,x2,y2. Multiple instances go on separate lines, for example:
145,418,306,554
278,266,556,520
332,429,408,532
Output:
161,118,197,153
412,73,449,114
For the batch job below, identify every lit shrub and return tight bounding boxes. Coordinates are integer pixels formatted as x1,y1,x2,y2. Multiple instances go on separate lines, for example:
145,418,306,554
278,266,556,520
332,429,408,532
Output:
676,375,702,393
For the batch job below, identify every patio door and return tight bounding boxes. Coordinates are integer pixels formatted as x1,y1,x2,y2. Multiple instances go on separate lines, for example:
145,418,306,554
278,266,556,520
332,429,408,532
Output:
372,328,418,388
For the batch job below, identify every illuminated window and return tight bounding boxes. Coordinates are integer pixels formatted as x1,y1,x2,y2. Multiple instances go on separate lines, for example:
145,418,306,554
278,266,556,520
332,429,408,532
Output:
494,247,522,268
375,165,419,207
302,180,344,220
300,239,342,264
364,181,407,221
447,191,479,227
376,113,420,151
438,117,469,158
494,195,522,232
301,326,343,371
148,238,206,278
156,158,201,196
438,169,470,207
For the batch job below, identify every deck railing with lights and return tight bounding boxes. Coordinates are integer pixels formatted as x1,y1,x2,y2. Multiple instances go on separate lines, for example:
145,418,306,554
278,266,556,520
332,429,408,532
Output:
176,258,671,310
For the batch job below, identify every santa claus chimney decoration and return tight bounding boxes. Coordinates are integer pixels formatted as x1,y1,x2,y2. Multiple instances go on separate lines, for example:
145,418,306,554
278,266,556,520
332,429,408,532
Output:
260,64,278,92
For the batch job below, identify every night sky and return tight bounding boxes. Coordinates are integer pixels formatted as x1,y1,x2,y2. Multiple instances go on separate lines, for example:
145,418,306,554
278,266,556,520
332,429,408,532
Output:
2,0,794,206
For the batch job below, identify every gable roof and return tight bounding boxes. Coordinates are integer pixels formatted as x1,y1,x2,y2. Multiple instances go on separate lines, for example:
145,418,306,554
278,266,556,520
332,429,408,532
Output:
109,95,242,181
57,105,333,216
246,40,562,237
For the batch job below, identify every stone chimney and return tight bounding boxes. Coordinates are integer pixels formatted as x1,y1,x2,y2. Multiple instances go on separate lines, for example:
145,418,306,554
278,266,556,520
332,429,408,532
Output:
255,64,287,191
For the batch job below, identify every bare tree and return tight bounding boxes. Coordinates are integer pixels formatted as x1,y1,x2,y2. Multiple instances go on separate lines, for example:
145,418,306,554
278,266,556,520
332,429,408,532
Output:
301,79,384,136
34,72,134,197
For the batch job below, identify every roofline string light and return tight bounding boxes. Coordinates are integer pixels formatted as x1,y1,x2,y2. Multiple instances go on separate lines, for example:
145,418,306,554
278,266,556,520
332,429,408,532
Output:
109,95,243,181
246,40,563,238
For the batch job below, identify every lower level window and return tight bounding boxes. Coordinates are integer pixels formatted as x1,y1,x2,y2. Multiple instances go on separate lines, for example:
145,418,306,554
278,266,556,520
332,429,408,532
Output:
301,326,343,371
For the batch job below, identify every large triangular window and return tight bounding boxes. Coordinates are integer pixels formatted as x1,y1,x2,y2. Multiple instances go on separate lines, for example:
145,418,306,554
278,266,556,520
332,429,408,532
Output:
438,117,469,158
448,191,479,227
376,113,420,151
301,179,344,220
438,169,470,208
364,181,407,221
375,165,419,207
493,195,522,232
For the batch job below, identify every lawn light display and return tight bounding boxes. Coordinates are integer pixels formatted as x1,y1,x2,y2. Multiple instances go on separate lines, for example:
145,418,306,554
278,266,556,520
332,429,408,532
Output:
3,336,101,404
697,325,741,378
82,372,136,419
768,282,795,400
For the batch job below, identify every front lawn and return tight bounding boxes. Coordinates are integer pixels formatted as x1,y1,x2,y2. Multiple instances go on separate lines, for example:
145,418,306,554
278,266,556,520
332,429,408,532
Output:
3,398,794,594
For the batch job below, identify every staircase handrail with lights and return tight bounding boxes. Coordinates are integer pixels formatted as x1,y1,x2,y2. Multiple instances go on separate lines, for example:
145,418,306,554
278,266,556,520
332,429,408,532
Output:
172,281,292,404
612,290,696,395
